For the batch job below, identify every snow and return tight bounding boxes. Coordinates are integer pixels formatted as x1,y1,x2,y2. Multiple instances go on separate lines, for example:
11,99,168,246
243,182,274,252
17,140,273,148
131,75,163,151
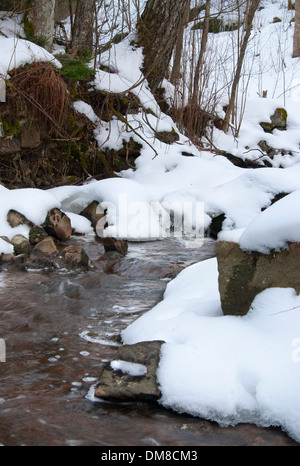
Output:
110,360,147,377
122,260,300,442
0,0,300,443
0,37,61,77
239,189,300,253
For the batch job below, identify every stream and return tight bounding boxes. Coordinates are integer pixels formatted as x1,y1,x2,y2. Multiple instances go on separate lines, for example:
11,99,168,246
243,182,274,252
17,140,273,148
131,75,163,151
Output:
0,237,297,446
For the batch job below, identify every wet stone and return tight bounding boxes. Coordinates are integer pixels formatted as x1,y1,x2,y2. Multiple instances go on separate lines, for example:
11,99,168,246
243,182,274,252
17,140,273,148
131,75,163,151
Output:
94,340,164,402
102,237,128,256
43,208,73,241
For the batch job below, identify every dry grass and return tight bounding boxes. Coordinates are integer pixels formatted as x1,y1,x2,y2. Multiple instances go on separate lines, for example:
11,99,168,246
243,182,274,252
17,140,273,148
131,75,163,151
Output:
9,62,70,134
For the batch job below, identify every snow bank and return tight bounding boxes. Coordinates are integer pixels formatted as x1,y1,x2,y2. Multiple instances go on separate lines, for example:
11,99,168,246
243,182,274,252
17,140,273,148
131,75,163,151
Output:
122,259,300,443
0,188,60,242
239,189,300,253
0,37,61,76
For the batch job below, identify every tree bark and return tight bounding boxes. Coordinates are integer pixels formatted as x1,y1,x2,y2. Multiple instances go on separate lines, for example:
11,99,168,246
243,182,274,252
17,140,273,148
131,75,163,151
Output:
293,0,300,57
170,0,190,85
191,0,210,105
137,0,189,94
223,0,260,133
70,0,95,56
27,0,56,52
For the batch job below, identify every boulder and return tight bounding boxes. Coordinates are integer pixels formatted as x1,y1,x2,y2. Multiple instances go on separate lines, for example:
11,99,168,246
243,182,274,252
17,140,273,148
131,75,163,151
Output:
0,138,21,156
29,226,49,245
7,209,33,229
260,107,287,133
11,234,31,256
270,107,287,130
94,340,164,402
42,208,72,241
33,237,57,255
216,241,300,316
79,201,106,231
62,245,89,269
102,237,128,256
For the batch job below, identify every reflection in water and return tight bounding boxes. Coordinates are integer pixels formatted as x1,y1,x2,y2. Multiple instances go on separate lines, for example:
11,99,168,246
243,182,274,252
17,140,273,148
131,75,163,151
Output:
0,238,297,446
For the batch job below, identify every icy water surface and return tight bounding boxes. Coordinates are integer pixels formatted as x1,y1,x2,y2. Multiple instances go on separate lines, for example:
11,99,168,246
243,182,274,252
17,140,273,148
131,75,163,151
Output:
0,237,298,446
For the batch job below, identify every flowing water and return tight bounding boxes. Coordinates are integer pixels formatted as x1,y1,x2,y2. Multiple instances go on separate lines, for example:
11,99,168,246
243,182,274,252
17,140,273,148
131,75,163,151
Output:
0,237,297,446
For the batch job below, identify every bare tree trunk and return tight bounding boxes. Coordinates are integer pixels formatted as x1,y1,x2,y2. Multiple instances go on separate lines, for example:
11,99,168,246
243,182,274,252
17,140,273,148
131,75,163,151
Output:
170,0,190,85
191,0,210,105
293,0,300,57
70,0,95,56
137,0,189,94
223,0,260,133
27,0,56,52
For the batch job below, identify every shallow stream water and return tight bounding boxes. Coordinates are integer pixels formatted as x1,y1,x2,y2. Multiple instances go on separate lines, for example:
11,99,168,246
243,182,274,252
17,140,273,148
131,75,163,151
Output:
0,237,298,446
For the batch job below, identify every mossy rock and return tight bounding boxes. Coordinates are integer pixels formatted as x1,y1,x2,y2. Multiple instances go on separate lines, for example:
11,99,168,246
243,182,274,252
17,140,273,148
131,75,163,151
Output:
29,226,49,245
1,118,21,137
155,128,180,144
259,121,274,133
260,108,287,133
11,234,31,256
271,108,287,130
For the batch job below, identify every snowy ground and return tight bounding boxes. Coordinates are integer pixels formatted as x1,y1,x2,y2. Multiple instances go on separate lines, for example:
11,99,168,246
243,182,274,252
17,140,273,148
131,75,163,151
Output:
0,0,300,443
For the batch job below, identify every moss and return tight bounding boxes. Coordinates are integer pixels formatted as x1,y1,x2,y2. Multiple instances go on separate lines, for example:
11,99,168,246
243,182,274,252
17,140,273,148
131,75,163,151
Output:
1,118,21,137
155,128,180,144
23,3,50,48
23,13,35,39
57,54,95,82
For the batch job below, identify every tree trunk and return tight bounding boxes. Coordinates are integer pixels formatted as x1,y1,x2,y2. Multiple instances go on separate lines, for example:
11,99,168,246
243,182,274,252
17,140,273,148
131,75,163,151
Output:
191,0,210,105
293,0,300,57
70,0,95,56
223,0,260,133
27,0,56,52
170,0,190,85
137,0,189,94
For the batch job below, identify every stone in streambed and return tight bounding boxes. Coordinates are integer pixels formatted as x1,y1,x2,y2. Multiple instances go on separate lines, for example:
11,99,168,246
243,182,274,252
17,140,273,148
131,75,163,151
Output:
102,237,128,256
94,340,164,402
42,208,72,241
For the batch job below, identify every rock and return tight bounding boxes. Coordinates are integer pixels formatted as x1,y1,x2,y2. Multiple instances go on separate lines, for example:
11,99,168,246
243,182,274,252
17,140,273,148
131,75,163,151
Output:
42,208,72,241
258,140,274,154
63,245,89,269
155,128,180,144
0,138,21,155
260,108,287,133
209,213,226,239
94,340,164,402
11,234,31,256
20,119,41,149
79,201,105,231
33,237,57,255
270,107,287,130
20,257,58,271
29,226,49,245
102,237,128,255
259,121,274,133
0,253,15,264
216,240,300,316
7,209,33,229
